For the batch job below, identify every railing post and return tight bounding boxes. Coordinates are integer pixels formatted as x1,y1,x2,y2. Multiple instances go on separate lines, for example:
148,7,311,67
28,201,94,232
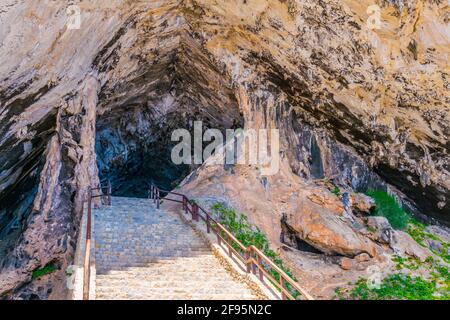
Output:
107,180,112,206
252,255,257,275
192,202,199,221
257,255,264,281
245,248,252,273
206,214,210,233
83,188,92,300
228,234,232,257
153,187,156,203
217,232,221,245
280,277,287,300
156,189,160,209
182,196,187,214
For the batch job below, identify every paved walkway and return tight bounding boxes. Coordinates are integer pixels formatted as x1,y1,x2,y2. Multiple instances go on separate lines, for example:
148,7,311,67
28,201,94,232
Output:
94,197,258,299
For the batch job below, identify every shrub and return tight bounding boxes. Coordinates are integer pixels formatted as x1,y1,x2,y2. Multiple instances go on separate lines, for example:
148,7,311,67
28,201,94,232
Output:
32,263,57,280
348,274,438,300
367,191,449,263
407,221,450,264
210,202,299,297
331,185,341,197
366,190,410,230
336,256,450,300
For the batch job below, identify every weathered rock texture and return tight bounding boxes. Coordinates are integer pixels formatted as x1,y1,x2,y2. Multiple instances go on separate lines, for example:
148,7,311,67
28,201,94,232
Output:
0,0,448,299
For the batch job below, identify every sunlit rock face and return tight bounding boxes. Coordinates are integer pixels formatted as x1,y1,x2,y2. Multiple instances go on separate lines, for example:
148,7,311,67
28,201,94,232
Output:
0,0,448,298
190,0,450,222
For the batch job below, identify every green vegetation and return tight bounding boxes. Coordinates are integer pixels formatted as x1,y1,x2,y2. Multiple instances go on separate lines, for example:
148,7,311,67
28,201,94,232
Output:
407,220,433,246
366,190,410,230
392,256,421,271
335,256,450,300
407,221,450,263
210,202,299,298
346,274,437,300
331,185,341,197
32,263,58,280
211,198,450,300
367,189,449,262
391,256,449,288
335,190,450,300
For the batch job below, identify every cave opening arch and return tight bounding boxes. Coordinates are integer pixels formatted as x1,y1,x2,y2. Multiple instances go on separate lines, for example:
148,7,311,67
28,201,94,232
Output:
94,41,243,197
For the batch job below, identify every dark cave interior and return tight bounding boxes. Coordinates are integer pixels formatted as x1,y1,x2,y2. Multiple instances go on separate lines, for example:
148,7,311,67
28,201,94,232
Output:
94,38,244,198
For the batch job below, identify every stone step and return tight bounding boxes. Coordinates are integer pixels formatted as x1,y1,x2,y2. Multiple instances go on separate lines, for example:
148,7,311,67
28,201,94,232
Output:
95,285,255,293
98,258,218,264
96,265,230,273
95,292,256,299
96,271,234,277
93,196,258,300
96,285,253,293
97,277,236,282
96,278,251,285
96,270,237,277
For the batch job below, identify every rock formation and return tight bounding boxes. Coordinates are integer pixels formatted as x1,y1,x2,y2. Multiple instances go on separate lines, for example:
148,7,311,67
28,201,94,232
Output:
0,0,448,299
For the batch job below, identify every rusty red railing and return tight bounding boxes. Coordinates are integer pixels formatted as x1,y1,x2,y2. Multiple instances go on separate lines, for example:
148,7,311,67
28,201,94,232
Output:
149,184,313,300
82,180,112,300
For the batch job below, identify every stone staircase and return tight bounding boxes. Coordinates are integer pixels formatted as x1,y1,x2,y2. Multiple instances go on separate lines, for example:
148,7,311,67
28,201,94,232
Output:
93,197,259,300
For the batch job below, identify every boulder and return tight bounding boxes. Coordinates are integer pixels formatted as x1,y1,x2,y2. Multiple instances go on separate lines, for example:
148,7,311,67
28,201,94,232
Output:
339,257,354,270
366,216,394,244
365,217,435,261
390,231,434,261
306,188,344,216
355,253,371,262
286,197,379,257
424,239,444,253
350,193,375,214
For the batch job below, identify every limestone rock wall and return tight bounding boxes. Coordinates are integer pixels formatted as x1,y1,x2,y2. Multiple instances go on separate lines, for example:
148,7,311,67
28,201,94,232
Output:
0,74,100,298
0,0,448,298
187,0,449,221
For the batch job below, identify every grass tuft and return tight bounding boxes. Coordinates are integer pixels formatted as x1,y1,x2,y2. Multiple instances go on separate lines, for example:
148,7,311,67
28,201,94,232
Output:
32,263,58,280
335,190,450,300
366,190,410,230
349,274,438,300
331,185,341,197
335,256,450,300
407,221,450,264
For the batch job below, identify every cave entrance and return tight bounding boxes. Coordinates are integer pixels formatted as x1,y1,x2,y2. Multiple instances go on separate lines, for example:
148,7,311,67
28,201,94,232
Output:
281,214,323,254
95,113,193,198
95,41,242,198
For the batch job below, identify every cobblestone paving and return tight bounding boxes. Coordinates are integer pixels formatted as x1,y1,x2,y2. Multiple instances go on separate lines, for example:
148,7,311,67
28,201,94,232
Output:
94,197,257,300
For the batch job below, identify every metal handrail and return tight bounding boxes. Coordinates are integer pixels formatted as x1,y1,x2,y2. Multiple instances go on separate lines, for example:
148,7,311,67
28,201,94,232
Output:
149,184,313,300
82,180,112,300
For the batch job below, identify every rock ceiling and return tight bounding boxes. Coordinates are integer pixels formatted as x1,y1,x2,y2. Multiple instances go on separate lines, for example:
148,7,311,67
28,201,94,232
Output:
0,0,448,298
